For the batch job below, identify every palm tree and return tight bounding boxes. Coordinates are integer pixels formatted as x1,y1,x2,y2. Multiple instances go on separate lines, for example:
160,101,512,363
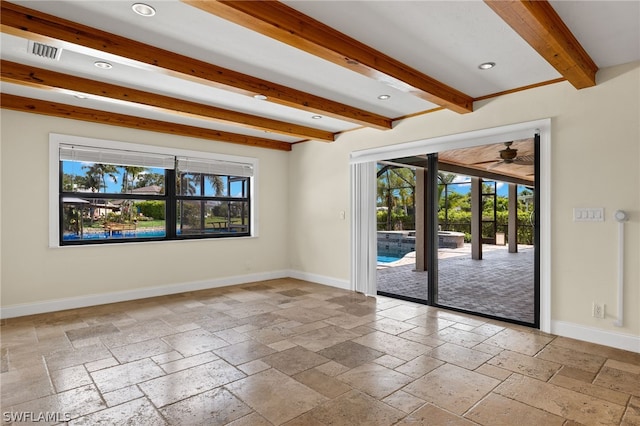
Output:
121,166,145,193
83,163,118,193
207,175,225,196
377,165,416,230
135,172,165,190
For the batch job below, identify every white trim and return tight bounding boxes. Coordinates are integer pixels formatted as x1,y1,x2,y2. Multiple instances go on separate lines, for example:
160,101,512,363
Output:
350,163,378,296
287,270,351,291
48,133,259,247
552,320,640,353
350,119,551,164
0,270,289,319
349,119,552,333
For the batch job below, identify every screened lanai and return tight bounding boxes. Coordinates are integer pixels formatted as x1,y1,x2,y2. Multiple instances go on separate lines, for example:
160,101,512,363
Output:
375,138,538,326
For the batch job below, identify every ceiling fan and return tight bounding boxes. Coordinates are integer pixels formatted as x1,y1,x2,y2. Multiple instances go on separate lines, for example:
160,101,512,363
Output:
482,141,534,170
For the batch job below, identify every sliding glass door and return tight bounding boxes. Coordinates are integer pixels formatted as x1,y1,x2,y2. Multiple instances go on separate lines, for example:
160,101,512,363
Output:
375,135,540,327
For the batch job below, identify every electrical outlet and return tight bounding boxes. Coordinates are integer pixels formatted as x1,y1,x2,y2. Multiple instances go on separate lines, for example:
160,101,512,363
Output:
592,302,605,319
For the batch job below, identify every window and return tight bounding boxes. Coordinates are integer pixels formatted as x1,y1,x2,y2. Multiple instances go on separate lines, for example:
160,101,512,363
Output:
51,134,256,246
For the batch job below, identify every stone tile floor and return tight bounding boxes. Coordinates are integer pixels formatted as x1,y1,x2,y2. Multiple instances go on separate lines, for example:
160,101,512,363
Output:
377,245,535,324
1,278,638,425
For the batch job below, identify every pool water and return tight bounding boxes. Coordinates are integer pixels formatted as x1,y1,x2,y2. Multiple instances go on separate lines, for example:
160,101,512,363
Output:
377,255,403,264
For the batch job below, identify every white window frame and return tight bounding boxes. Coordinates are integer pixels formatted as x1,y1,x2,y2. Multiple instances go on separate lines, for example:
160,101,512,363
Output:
49,133,258,247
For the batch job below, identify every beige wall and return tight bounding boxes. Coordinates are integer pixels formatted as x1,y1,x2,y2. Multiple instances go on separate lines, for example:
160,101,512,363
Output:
289,61,640,339
0,113,290,308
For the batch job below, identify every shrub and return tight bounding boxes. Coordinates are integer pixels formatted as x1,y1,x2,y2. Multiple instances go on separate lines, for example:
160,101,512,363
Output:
135,201,165,220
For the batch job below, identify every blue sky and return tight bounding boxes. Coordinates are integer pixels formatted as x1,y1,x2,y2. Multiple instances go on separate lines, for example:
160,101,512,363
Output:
62,161,162,193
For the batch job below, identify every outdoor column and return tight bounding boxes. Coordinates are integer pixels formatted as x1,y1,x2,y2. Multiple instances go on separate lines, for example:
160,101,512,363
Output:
471,177,482,260
415,168,428,271
508,183,518,253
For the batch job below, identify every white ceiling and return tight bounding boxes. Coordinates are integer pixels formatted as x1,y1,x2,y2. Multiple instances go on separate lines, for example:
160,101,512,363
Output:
1,0,639,149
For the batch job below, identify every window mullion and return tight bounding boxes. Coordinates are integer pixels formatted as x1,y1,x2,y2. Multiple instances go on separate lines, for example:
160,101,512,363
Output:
166,168,177,239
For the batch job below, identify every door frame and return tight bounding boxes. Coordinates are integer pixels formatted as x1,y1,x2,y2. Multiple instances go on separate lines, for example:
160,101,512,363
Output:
350,119,551,333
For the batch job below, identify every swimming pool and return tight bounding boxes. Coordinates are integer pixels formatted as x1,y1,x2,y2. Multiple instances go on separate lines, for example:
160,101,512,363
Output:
377,254,403,264
63,229,166,240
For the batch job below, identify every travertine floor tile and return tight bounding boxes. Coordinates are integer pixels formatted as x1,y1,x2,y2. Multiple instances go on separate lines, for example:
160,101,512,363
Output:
159,387,252,426
394,355,444,378
213,340,276,365
110,337,173,363
305,389,404,426
536,343,606,373
159,351,219,374
44,343,112,371
102,385,144,407
317,340,384,368
353,331,429,361
226,412,274,426
139,359,245,408
593,364,640,397
435,327,488,348
368,317,416,335
50,365,92,393
293,368,352,399
91,358,165,394
290,325,360,352
465,392,565,426
70,397,165,425
162,328,229,357
382,390,425,413
551,337,640,365
2,279,638,426
336,362,414,399
428,342,493,370
549,374,630,406
261,345,329,375
11,384,105,422
622,396,640,425
395,403,476,425
495,374,626,425
484,328,554,356
226,368,327,425
403,363,500,415
487,349,561,380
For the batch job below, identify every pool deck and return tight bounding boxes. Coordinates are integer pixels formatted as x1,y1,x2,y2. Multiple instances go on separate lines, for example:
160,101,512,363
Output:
377,244,535,324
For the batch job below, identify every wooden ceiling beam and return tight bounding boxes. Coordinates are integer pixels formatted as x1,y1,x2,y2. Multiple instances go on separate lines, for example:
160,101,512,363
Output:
184,0,474,114
1,94,292,151
0,1,392,130
1,60,334,142
484,0,598,89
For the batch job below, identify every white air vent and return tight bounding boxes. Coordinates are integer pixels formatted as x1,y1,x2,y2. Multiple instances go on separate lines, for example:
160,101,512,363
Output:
28,40,62,60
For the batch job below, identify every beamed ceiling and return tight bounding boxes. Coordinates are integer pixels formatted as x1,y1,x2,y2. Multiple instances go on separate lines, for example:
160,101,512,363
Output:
1,0,639,154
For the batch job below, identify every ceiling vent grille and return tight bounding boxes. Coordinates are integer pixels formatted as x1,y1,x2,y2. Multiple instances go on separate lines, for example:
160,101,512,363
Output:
28,41,62,60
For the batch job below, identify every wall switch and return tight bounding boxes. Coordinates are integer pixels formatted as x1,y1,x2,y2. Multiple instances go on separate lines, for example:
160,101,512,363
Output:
574,208,604,222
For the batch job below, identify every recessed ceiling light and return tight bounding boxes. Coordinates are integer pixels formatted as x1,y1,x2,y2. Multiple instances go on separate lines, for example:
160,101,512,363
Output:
132,3,156,17
311,115,322,120
94,61,113,69
253,94,268,100
478,62,496,70
378,94,391,100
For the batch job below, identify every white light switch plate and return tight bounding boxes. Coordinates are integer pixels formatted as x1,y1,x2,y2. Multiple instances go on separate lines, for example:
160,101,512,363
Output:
573,207,604,222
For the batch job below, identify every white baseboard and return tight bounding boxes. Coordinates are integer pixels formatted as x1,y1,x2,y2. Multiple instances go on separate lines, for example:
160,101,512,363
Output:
551,320,640,353
0,270,290,319
287,270,351,291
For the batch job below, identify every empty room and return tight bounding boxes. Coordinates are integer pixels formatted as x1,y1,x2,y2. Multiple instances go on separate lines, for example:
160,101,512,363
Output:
1,1,639,424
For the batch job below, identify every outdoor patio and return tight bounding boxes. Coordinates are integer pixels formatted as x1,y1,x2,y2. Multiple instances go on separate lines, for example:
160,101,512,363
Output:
377,244,535,324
